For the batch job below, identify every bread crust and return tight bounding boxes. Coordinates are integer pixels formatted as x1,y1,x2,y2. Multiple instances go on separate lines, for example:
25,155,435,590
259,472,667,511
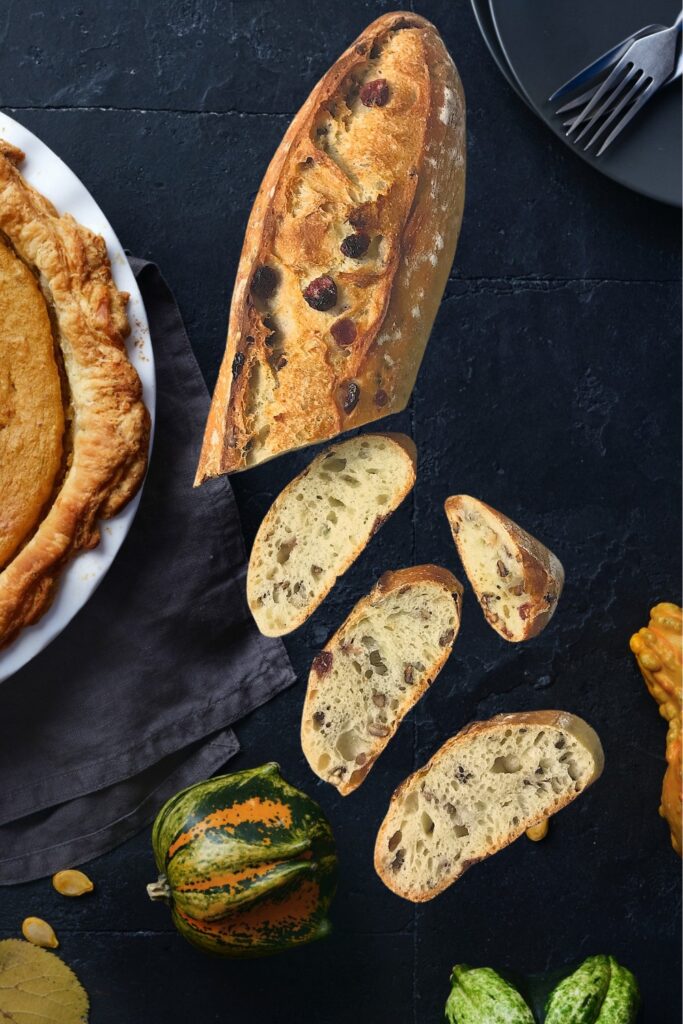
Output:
196,12,465,481
374,710,604,901
0,140,150,648
375,563,462,600
247,433,417,635
301,564,463,795
444,495,564,641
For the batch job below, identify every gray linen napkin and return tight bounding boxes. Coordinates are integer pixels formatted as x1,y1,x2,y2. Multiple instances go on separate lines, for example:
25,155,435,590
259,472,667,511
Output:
0,258,296,884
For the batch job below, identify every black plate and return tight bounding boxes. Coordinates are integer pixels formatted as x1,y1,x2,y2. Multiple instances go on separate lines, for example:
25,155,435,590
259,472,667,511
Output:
487,0,682,206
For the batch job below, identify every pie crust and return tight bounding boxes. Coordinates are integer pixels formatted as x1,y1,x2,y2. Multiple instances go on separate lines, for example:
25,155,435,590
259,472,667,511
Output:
0,140,150,649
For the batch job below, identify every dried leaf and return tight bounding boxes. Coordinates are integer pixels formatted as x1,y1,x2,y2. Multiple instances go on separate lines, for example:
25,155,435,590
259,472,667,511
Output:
0,939,89,1023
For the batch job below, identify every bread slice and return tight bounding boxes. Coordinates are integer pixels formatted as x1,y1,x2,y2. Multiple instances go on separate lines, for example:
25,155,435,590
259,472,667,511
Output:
195,13,465,480
444,495,564,642
247,434,416,636
374,711,604,902
301,565,463,795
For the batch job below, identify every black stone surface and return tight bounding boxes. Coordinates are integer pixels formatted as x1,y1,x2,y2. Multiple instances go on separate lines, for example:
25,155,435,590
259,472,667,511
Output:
1,2,680,1021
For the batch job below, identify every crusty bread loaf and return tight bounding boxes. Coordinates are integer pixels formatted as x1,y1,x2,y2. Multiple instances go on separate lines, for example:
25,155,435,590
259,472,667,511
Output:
301,565,463,795
375,711,604,902
247,433,416,636
196,12,465,481
444,495,564,642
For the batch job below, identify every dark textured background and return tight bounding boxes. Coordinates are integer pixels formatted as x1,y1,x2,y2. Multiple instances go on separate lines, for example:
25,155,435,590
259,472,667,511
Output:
1,2,681,1021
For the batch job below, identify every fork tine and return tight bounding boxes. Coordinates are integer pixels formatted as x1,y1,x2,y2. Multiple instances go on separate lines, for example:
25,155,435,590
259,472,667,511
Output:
563,109,601,129
566,53,633,136
596,81,655,155
571,65,637,141
562,93,605,129
583,73,649,150
555,84,601,114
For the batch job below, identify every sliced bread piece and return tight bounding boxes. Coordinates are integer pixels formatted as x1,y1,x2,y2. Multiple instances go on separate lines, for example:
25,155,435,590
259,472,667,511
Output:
444,495,564,642
247,433,416,636
374,710,604,902
301,565,463,795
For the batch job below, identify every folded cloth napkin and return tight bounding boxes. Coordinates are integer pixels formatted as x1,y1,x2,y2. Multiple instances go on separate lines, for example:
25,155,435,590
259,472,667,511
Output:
0,258,296,884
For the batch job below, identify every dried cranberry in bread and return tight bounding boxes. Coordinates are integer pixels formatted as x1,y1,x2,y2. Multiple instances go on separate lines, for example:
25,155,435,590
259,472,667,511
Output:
444,495,564,642
301,565,463,795
374,711,604,902
196,13,465,481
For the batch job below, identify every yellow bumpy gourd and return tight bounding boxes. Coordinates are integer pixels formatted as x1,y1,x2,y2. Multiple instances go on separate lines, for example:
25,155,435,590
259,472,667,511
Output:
630,602,682,855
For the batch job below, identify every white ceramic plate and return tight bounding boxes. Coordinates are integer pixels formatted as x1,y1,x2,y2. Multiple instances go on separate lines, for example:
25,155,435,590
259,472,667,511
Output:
0,112,156,683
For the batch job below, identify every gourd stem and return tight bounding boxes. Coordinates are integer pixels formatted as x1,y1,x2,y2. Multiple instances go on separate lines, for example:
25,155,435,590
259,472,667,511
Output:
146,874,171,902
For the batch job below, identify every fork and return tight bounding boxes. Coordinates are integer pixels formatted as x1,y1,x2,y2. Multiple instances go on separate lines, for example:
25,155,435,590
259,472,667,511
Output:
557,13,682,156
549,23,666,112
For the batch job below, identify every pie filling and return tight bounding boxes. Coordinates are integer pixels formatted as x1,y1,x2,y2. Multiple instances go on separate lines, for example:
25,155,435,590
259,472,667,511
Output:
0,235,67,570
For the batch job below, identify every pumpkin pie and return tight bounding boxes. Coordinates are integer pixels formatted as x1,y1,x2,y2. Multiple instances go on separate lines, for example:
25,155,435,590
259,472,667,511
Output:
0,140,150,648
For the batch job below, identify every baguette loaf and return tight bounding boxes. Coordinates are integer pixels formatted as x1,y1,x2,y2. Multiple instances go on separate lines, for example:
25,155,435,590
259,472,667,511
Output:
196,12,465,481
301,565,463,795
247,433,416,636
444,495,564,642
375,711,604,902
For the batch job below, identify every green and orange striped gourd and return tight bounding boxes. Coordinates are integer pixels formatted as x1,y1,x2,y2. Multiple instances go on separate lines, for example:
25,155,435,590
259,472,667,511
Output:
147,763,337,957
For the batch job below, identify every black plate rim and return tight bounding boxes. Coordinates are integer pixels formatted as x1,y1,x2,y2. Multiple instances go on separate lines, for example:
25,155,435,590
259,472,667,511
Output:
469,0,529,105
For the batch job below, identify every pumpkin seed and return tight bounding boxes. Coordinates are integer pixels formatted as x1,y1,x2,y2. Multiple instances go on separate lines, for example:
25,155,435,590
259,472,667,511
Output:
52,869,94,897
21,917,59,948
525,819,549,842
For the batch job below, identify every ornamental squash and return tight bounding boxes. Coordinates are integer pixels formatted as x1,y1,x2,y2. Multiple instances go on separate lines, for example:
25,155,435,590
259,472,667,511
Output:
544,955,639,1024
147,763,336,957
445,965,534,1024
630,602,682,855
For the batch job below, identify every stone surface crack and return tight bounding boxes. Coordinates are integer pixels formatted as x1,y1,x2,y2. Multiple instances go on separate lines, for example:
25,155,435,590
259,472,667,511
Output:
444,274,678,294
3,104,292,118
